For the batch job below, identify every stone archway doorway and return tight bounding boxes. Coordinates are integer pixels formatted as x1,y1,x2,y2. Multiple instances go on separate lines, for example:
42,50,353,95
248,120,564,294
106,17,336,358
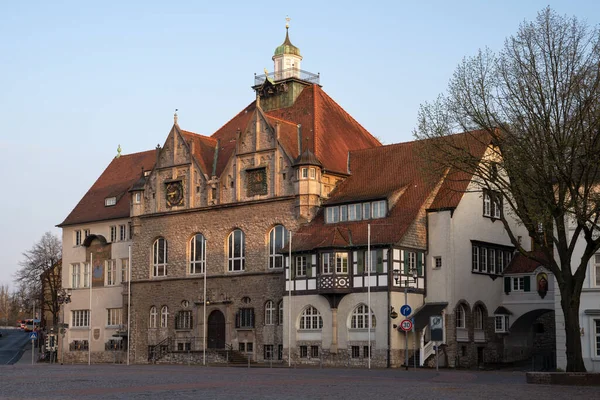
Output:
207,310,226,349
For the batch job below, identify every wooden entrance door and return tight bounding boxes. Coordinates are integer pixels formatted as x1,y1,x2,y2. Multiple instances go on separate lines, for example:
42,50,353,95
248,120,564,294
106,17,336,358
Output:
207,310,226,349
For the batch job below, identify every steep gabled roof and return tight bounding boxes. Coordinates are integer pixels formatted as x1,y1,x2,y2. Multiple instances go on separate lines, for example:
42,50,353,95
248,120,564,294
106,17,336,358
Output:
179,129,217,176
58,150,156,227
266,85,381,174
504,251,549,274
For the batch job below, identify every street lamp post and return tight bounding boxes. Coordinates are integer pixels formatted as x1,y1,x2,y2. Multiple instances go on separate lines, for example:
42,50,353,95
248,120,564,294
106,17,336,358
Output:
57,289,71,365
392,266,417,371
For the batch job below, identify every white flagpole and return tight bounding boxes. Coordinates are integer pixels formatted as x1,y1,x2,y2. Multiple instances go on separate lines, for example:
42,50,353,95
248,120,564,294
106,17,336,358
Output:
288,231,292,368
203,239,207,366
367,224,371,369
127,245,131,366
88,253,92,366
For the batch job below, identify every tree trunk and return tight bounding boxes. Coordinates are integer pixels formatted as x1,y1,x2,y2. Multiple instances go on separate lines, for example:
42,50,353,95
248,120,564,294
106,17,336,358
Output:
561,293,586,372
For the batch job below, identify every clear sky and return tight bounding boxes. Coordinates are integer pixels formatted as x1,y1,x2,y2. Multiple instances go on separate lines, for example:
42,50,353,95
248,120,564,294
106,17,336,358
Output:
1,1,598,288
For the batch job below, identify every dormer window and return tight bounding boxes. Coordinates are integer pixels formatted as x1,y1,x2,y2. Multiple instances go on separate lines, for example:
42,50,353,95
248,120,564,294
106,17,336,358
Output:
105,197,117,207
144,170,151,177
325,200,387,223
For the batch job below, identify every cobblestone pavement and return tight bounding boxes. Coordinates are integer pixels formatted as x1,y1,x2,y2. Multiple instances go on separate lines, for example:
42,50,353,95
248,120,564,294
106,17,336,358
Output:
0,364,597,400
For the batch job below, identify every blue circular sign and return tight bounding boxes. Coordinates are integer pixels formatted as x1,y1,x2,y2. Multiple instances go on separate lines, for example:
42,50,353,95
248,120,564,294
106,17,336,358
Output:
400,305,412,316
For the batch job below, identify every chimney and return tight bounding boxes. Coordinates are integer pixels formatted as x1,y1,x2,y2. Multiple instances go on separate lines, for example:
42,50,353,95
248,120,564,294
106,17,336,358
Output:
297,124,302,155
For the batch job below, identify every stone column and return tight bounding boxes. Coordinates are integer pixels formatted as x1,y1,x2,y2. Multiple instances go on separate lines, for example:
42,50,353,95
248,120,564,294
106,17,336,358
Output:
331,308,338,353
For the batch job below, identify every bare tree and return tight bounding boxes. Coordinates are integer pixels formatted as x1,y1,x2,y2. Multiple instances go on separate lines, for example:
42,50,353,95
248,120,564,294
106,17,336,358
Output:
414,7,600,372
15,232,62,329
0,284,11,326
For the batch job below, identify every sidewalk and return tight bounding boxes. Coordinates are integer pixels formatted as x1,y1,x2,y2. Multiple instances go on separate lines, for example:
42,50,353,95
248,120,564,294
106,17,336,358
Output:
15,346,39,365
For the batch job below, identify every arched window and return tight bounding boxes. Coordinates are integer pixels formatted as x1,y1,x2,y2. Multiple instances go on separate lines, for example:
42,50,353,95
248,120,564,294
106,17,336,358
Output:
160,306,169,328
228,229,245,271
189,234,206,274
268,225,288,269
456,304,466,329
278,301,284,325
350,304,376,329
299,306,323,330
149,306,157,328
265,300,275,325
152,238,168,277
474,306,484,330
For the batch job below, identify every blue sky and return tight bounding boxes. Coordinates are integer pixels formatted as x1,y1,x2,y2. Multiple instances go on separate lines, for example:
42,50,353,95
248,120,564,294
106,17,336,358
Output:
1,1,598,288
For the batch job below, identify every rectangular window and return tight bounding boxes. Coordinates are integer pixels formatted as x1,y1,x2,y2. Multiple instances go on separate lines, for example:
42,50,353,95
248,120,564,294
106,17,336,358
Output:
176,311,192,329
495,315,509,333
121,259,129,283
84,229,90,238
295,256,307,277
278,344,283,360
472,246,479,271
339,205,348,222
299,345,308,358
595,320,600,357
322,253,333,274
105,197,117,206
365,250,383,273
405,251,416,274
72,310,90,327
348,204,362,221
239,343,245,352
119,224,126,241
74,230,82,246
363,345,371,358
83,262,90,288
497,250,504,273
264,344,274,360
106,260,116,286
371,200,386,218
335,252,348,274
301,168,308,179
483,192,491,216
326,207,340,223
351,346,360,358
236,308,254,329
493,196,502,218
309,167,316,179
134,192,142,204
71,263,80,288
489,249,496,274
513,277,525,291
110,226,117,242
128,222,133,240
107,308,122,326
363,203,371,219
480,248,488,273
310,345,319,358
434,256,442,269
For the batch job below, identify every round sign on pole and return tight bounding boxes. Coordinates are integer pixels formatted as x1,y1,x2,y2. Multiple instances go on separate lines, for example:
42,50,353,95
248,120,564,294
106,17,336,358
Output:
400,319,413,332
400,305,412,317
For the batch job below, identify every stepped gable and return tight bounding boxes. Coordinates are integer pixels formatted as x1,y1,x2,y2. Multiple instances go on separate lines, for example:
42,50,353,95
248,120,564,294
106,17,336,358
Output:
266,84,381,174
290,131,491,251
58,150,156,227
179,129,217,175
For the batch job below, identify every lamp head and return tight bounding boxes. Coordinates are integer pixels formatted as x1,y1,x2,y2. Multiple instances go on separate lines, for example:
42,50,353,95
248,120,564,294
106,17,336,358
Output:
392,269,400,284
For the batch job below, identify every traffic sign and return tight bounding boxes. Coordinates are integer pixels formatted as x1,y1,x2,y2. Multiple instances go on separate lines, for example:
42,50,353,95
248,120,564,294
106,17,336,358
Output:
400,319,413,332
400,305,412,317
29,332,38,340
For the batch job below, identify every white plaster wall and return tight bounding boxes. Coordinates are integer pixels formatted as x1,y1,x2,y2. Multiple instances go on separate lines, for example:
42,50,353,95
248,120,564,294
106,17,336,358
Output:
501,270,554,326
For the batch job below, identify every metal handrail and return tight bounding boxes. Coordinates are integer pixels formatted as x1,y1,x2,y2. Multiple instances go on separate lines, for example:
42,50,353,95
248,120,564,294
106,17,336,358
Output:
254,68,320,86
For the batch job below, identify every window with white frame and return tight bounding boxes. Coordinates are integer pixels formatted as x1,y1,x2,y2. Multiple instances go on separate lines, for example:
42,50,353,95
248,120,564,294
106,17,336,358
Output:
228,229,245,271
264,344,274,360
474,306,484,330
189,234,206,274
363,202,371,219
175,310,192,329
149,306,157,328
71,263,81,288
405,251,416,274
107,308,122,326
481,248,488,273
119,224,126,241
472,245,479,271
483,190,502,218
134,192,142,204
153,238,168,277
483,192,491,216
350,304,376,329
74,230,82,246
265,300,275,325
335,252,348,274
594,254,600,287
371,200,386,218
495,315,510,333
364,250,383,273
513,277,525,291
106,260,116,286
301,168,308,179
110,226,117,242
456,305,466,329
434,256,442,269
295,256,307,277
236,308,254,328
348,204,362,221
268,225,288,269
326,207,339,223
299,306,323,330
489,249,496,274
325,201,387,223
83,263,90,288
278,301,283,325
72,310,90,327
339,205,348,222
105,196,116,206
321,253,333,274
84,229,90,238
309,167,316,179
472,241,513,276
121,259,129,283
160,306,169,328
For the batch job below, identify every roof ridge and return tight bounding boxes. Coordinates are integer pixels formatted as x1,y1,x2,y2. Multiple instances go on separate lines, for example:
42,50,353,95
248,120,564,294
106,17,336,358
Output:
313,85,318,155
264,114,298,126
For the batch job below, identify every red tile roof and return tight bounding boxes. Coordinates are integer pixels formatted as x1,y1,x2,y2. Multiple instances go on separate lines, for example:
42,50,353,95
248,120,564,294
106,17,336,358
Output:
180,130,216,175
58,150,156,227
503,251,549,274
290,131,491,251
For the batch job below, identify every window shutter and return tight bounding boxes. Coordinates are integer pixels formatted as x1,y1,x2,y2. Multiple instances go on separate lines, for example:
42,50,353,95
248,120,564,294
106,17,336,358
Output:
524,276,531,292
307,264,312,278
504,277,511,294
376,256,383,274
357,252,364,274
417,253,423,276
403,251,408,274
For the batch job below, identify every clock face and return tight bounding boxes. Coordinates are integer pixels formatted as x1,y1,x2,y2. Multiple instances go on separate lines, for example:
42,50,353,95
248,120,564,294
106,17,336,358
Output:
166,181,184,207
